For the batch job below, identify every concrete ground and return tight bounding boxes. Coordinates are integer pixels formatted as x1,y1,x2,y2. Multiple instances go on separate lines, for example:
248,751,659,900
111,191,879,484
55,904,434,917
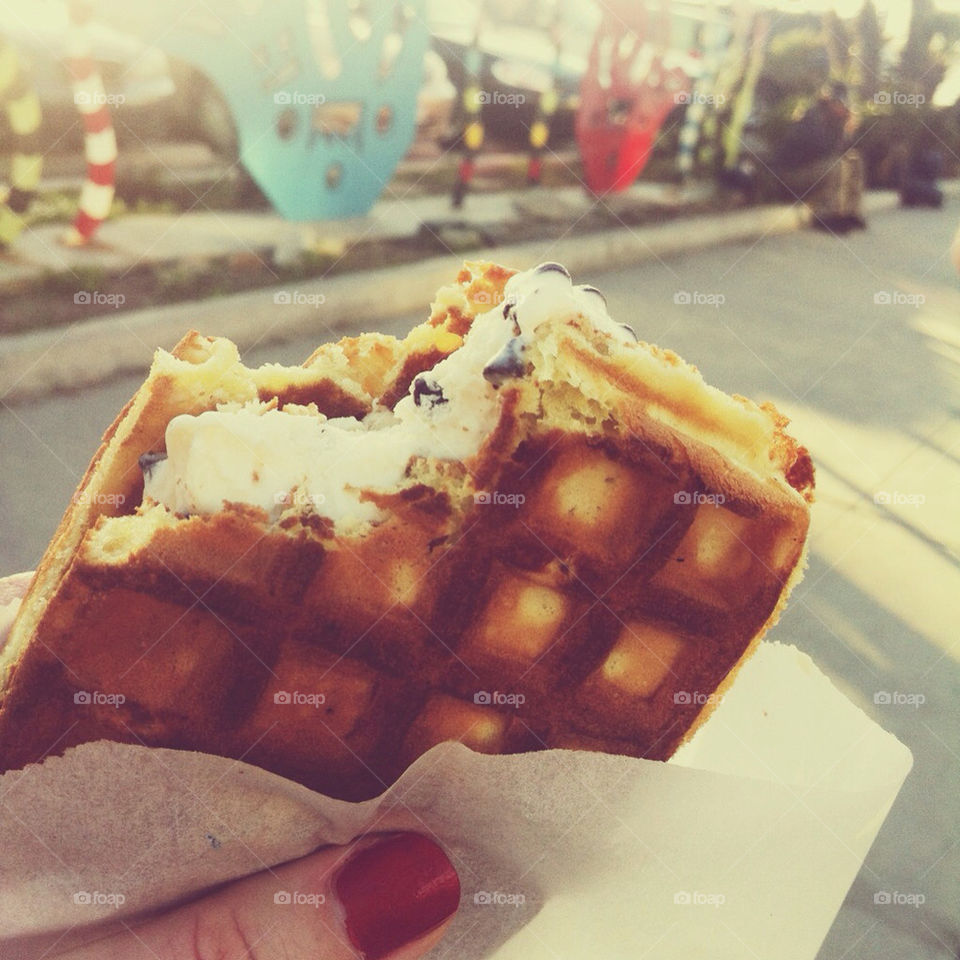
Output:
1,201,958,958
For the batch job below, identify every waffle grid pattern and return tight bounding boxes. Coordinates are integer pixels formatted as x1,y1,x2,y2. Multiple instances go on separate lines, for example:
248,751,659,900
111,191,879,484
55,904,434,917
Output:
0,429,806,800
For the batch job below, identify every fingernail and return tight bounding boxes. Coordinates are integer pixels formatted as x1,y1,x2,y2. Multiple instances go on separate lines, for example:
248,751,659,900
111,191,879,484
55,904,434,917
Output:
335,832,460,960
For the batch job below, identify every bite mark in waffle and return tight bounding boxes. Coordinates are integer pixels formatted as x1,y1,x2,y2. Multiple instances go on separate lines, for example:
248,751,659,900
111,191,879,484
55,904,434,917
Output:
0,262,813,800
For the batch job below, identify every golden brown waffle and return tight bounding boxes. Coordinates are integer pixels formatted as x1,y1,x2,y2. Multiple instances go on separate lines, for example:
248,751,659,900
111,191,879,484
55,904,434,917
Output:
0,262,813,801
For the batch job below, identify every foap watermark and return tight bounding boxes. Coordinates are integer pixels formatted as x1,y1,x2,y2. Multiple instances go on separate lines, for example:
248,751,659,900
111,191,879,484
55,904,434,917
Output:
874,691,925,709
874,291,924,307
674,890,725,907
74,91,125,107
674,691,724,706
274,690,326,708
74,290,125,309
674,290,725,308
474,490,525,508
675,91,726,106
874,490,925,508
74,690,125,708
874,890,925,907
673,491,725,506
273,890,326,907
274,91,326,105
274,490,326,509
71,490,126,507
476,90,526,107
472,289,508,308
474,690,526,707
874,91,925,107
73,891,126,909
274,291,326,307
474,891,526,907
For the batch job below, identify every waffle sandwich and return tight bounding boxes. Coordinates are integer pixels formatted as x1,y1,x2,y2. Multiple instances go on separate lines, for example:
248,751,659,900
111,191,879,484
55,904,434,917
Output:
0,262,814,800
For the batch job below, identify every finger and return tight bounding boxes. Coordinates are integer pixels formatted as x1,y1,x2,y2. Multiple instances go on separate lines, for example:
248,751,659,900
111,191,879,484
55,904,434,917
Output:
0,571,33,649
0,571,33,605
58,832,460,960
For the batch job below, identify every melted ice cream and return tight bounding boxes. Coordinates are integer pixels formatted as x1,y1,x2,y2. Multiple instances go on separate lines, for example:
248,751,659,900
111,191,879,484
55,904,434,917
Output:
143,263,629,524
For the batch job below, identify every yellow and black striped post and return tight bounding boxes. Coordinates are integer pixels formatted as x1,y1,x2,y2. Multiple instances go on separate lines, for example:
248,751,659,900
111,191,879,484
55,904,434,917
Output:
452,3,485,209
526,3,561,186
0,34,42,250
722,12,770,172
698,3,751,175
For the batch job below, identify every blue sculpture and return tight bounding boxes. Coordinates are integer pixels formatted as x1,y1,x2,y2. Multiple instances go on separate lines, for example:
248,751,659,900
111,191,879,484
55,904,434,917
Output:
96,0,428,219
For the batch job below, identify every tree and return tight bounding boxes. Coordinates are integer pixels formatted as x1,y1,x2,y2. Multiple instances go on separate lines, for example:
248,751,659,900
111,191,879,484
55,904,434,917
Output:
897,0,960,103
822,10,852,82
763,27,831,101
852,1,883,103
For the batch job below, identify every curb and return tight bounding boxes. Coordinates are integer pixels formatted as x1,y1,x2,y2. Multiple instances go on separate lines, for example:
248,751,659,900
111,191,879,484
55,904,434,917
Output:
0,190,905,403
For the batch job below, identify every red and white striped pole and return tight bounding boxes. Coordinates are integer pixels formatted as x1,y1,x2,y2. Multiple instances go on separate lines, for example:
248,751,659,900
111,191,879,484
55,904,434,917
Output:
62,0,116,247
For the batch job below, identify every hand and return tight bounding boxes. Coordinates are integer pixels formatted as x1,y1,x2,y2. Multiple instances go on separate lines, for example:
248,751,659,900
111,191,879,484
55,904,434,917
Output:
0,578,460,960
59,832,460,960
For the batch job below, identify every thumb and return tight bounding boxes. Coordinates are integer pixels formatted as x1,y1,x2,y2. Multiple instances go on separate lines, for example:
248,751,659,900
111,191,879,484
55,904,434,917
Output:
59,832,460,960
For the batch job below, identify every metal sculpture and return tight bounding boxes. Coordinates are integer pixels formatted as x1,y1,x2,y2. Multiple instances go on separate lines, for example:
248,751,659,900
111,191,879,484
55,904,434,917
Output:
722,12,771,173
676,6,728,182
93,0,429,220
697,2,753,174
575,0,688,194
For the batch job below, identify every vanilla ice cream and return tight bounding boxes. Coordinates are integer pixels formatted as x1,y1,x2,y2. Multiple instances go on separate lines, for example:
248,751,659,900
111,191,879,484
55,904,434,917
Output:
142,263,633,525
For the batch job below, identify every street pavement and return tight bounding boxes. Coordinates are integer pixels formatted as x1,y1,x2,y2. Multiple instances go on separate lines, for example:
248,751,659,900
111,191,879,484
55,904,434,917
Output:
1,200,958,959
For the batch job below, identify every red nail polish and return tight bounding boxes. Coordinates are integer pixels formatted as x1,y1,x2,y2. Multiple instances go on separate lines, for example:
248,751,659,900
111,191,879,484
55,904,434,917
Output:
335,832,460,960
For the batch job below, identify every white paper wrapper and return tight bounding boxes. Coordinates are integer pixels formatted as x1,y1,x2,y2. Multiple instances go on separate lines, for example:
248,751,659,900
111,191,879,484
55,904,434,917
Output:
0,610,910,959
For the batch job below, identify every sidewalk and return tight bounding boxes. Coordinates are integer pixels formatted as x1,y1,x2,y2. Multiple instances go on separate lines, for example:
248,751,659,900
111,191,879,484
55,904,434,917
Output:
0,178,715,292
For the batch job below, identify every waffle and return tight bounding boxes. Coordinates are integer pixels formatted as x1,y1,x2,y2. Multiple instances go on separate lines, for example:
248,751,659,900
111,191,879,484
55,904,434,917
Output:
0,262,813,801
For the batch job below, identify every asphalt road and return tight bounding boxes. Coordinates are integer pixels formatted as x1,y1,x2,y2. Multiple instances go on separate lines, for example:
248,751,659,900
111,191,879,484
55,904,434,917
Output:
2,201,959,959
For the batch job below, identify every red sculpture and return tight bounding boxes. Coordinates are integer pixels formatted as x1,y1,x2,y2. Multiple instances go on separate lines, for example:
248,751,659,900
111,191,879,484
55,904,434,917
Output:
576,0,689,194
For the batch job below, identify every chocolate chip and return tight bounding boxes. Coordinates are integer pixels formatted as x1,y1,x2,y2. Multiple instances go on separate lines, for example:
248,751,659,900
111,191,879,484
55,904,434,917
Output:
580,284,606,306
502,297,521,335
138,451,167,474
534,261,571,279
412,375,447,408
483,338,528,387
620,323,638,341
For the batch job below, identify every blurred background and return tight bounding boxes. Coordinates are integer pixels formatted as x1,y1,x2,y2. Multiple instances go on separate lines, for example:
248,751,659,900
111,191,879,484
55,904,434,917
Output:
0,0,958,312
0,1,958,958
